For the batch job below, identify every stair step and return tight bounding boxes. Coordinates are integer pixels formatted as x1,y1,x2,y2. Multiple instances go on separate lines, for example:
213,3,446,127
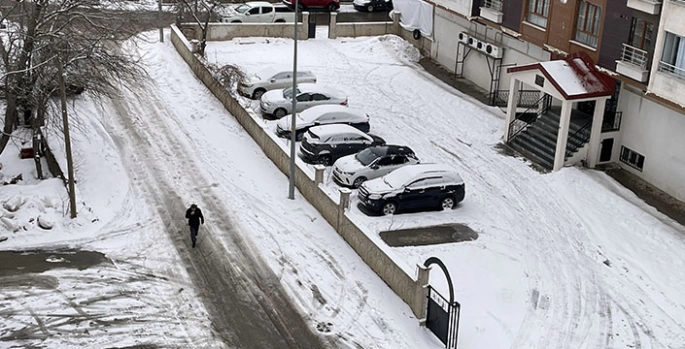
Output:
519,128,587,155
511,136,556,164
509,142,554,170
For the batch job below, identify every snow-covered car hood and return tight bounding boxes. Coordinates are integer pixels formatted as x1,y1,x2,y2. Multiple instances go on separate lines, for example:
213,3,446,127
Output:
334,155,365,173
361,177,394,194
262,89,287,104
277,113,310,131
215,5,238,19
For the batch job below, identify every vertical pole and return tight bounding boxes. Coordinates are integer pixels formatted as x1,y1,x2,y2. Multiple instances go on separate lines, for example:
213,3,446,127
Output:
158,0,164,43
288,0,299,200
57,61,77,219
503,78,520,142
587,98,607,168
553,100,573,171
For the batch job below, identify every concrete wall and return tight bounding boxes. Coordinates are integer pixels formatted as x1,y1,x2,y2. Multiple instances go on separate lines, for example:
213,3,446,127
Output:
170,24,429,320
182,16,309,41
617,84,685,202
329,12,397,39
647,0,685,103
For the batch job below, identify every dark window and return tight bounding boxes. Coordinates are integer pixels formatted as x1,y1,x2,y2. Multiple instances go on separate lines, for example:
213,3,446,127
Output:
575,1,602,48
619,146,645,171
248,7,260,15
526,0,549,28
296,93,311,102
312,93,329,101
659,32,685,78
262,6,273,14
389,155,408,165
535,75,545,87
376,157,394,166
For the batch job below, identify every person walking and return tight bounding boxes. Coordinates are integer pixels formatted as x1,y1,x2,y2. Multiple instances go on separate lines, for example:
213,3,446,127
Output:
185,204,205,248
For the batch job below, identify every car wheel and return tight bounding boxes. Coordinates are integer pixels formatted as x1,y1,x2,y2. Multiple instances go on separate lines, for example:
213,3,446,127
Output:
320,155,332,166
327,2,337,11
231,20,242,23
367,4,374,11
352,176,367,188
441,196,456,210
252,89,266,99
274,108,287,119
381,202,397,216
275,19,285,23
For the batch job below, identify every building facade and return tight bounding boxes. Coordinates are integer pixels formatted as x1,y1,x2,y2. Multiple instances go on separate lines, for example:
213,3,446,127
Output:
420,0,685,202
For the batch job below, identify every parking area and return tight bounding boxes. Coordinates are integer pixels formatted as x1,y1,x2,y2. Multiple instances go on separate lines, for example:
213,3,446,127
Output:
205,34,685,348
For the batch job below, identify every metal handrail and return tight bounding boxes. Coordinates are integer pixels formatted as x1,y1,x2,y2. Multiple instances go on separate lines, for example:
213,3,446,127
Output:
658,61,685,79
620,44,648,69
565,120,592,157
482,0,503,11
489,89,541,107
507,94,552,142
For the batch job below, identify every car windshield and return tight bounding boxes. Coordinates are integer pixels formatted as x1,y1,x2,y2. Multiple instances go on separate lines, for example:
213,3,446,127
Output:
283,87,300,99
235,4,250,13
255,68,275,81
355,148,380,166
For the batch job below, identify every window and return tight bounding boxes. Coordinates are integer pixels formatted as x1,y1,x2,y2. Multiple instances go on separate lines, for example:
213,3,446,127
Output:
376,157,394,166
262,6,273,14
619,146,645,171
482,0,503,12
574,1,601,48
526,0,549,28
311,93,329,101
389,155,408,165
296,93,311,102
248,7,260,15
659,32,685,78
629,18,654,50
272,73,288,80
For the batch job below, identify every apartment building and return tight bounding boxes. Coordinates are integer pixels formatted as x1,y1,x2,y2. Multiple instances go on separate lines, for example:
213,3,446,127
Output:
415,0,685,201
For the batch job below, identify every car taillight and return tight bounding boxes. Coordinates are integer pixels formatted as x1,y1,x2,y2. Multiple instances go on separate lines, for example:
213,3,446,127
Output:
340,99,348,106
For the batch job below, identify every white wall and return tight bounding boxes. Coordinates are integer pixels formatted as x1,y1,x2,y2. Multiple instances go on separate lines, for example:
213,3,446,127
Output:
647,0,685,104
432,8,550,95
428,0,472,17
618,85,685,202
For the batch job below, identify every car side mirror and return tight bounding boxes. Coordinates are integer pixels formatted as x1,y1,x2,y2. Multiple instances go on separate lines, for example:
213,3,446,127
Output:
370,164,379,170
270,78,276,83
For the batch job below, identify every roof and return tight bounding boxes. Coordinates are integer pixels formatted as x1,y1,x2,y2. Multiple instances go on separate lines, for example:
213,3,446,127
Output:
300,105,368,122
384,163,463,186
307,124,368,139
369,145,415,156
297,83,345,97
507,52,615,101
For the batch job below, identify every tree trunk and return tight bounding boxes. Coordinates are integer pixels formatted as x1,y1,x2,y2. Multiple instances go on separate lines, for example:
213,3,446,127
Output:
57,61,77,219
32,105,44,180
0,93,18,154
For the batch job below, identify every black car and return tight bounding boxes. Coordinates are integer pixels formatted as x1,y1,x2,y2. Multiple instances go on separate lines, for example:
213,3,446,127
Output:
358,164,465,215
299,124,385,165
353,0,392,12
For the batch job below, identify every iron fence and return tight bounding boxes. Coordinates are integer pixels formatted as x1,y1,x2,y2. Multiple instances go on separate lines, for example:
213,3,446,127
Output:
658,61,685,79
481,0,503,11
490,89,542,108
620,44,649,70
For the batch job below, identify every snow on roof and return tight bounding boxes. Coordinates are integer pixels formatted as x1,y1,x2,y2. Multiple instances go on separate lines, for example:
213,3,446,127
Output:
383,163,463,187
308,124,368,139
300,105,367,122
507,52,614,100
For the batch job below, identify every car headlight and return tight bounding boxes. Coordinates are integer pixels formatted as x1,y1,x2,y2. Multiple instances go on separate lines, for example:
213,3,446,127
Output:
343,171,355,175
368,194,381,200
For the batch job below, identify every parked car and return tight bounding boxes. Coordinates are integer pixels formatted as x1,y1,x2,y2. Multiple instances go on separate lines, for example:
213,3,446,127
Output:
358,164,465,215
261,83,348,119
353,0,392,12
275,105,368,140
283,0,340,12
239,67,316,99
299,124,386,165
216,1,296,23
332,145,418,188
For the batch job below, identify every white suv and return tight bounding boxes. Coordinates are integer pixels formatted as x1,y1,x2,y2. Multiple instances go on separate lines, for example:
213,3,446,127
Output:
239,67,316,99
333,145,418,188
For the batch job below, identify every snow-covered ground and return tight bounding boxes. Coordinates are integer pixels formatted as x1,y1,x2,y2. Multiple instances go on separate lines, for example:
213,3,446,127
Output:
206,33,685,348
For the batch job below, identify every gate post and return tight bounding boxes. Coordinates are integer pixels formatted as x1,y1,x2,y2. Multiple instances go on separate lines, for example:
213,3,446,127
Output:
337,187,351,231
302,12,310,40
329,12,338,39
415,263,430,324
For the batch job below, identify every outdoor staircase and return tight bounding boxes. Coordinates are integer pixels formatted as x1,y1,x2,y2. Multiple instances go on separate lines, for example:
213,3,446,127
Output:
508,107,592,171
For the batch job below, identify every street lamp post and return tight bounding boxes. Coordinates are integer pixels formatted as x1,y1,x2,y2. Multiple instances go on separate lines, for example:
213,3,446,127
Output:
288,0,299,200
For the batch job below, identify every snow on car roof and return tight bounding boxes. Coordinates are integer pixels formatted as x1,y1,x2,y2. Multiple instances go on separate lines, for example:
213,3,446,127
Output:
297,83,346,97
246,1,273,6
299,105,368,123
307,124,369,139
383,163,463,187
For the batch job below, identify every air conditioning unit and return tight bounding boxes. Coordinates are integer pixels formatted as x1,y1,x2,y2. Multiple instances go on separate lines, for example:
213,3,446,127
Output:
482,42,503,58
458,32,470,44
468,37,479,50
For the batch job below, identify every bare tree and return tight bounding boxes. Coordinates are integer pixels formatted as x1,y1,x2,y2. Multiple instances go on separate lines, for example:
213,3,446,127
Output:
178,0,219,56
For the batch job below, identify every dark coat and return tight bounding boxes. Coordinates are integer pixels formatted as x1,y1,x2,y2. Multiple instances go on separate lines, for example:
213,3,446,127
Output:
186,207,205,228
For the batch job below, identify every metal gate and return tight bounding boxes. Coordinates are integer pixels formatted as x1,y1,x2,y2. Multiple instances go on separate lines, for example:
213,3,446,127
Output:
426,285,461,348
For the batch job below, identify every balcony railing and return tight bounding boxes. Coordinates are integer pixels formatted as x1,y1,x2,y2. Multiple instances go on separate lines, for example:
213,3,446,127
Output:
489,90,542,108
602,111,622,132
620,44,649,70
482,0,503,12
658,61,685,79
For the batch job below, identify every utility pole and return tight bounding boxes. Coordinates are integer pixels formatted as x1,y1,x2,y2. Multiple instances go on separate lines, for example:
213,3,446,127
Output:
288,0,299,200
158,0,164,42
57,61,77,219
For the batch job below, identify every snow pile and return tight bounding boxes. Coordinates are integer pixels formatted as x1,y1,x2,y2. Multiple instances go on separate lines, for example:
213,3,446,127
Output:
378,34,422,63
0,179,65,234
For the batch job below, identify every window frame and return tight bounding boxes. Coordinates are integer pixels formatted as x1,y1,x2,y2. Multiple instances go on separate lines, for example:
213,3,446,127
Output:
526,0,550,28
574,1,602,48
619,146,645,171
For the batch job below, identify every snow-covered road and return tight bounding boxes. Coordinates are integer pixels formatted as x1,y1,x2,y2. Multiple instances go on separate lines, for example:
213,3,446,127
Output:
207,34,685,348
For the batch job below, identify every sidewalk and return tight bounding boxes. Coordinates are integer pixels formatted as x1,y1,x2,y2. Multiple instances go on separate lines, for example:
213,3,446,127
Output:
418,57,685,229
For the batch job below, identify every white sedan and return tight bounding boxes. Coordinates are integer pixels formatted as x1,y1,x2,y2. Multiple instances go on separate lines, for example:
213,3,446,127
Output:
259,83,348,119
239,67,316,99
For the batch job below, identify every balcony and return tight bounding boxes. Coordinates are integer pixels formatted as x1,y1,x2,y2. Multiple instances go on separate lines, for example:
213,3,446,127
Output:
615,44,650,82
658,61,685,79
480,0,503,24
627,0,661,15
